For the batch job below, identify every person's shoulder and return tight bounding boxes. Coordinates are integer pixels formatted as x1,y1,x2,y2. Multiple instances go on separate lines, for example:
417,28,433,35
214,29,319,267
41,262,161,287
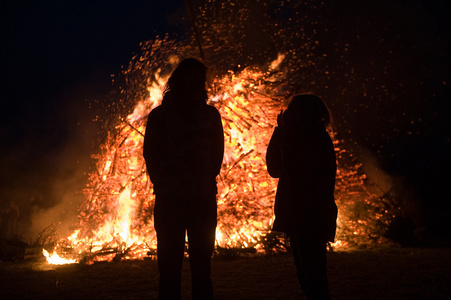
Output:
151,104,165,112
204,104,221,116
148,105,165,117
147,105,168,125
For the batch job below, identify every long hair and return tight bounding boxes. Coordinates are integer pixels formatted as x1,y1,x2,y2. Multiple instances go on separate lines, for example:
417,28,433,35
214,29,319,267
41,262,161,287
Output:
162,58,208,106
283,94,331,132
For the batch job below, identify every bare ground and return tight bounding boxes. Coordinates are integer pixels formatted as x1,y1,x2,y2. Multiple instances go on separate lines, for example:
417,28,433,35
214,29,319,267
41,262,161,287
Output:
1,247,450,299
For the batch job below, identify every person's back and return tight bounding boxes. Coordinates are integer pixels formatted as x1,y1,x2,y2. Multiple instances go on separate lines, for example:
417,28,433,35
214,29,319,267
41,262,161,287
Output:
143,58,224,300
145,102,223,198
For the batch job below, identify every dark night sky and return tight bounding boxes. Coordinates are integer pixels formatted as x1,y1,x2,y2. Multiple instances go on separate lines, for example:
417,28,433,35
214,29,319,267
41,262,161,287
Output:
1,0,184,127
1,1,187,201
0,1,450,240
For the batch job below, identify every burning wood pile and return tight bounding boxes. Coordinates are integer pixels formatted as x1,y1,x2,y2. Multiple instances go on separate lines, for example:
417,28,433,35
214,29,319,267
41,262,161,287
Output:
43,38,397,265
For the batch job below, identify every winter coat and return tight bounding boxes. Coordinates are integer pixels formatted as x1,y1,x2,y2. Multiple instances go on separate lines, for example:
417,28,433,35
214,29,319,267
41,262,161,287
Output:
266,126,337,242
143,101,224,198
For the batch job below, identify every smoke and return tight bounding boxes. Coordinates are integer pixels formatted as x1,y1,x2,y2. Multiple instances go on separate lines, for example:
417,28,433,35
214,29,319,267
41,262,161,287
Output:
355,145,427,245
17,69,112,243
357,147,393,196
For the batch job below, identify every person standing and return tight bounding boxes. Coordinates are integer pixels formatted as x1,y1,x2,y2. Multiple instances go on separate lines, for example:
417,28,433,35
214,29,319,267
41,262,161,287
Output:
0,199,20,240
143,58,224,300
266,94,337,300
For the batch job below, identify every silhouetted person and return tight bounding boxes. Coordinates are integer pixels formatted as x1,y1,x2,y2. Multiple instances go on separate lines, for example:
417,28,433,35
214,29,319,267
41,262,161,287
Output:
143,58,224,300
0,199,20,240
266,95,337,300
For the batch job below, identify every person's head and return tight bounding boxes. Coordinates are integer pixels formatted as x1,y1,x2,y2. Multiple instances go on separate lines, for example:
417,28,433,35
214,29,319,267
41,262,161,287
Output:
163,58,208,105
283,94,331,131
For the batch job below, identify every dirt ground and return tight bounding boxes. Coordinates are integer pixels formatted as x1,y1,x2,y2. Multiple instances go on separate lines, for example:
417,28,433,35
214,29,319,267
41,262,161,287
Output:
1,247,450,299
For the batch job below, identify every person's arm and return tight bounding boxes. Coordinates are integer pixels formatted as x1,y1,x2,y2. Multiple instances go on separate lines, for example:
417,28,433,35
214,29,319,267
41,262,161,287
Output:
211,108,225,176
266,126,283,178
143,110,161,186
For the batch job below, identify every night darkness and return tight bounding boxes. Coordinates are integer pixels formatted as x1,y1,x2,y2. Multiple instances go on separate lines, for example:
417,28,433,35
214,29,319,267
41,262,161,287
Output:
1,0,450,244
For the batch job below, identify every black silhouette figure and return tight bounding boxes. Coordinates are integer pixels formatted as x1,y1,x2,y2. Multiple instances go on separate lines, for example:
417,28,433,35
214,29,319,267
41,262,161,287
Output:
0,199,20,240
143,58,224,300
266,94,337,300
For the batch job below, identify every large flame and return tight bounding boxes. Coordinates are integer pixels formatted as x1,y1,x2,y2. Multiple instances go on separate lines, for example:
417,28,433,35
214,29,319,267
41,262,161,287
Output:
43,51,396,264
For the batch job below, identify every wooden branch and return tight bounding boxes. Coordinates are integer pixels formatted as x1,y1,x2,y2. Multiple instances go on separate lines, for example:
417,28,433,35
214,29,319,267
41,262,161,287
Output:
122,119,145,137
223,149,254,179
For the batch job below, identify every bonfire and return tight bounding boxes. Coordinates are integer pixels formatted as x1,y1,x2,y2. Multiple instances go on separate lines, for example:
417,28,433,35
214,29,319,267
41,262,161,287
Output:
43,1,399,265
